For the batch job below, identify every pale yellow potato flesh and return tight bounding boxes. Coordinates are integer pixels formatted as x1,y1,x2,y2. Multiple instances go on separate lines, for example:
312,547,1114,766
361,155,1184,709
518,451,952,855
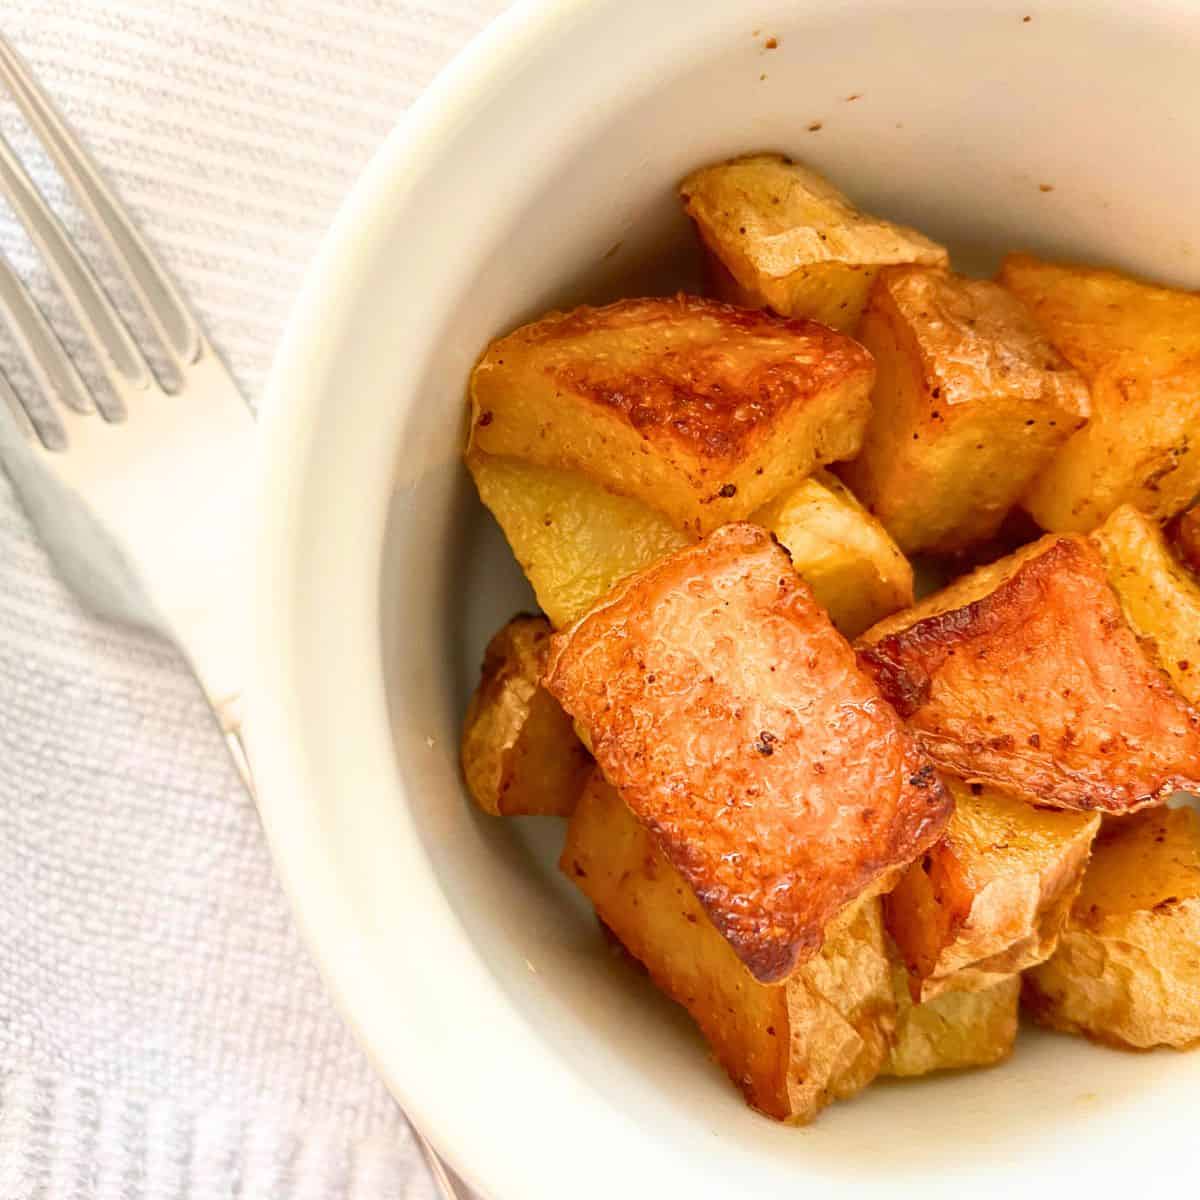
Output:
473,452,912,638
562,773,895,1124
753,469,913,638
680,153,948,331
840,266,1089,554
999,253,1200,532
885,778,1099,999
469,294,874,535
468,453,691,628
1092,503,1200,706
884,964,1019,1077
1024,806,1200,1049
460,615,591,816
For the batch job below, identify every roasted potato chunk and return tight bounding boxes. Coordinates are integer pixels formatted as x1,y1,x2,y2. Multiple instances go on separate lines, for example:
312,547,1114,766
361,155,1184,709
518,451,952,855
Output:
999,254,1200,532
467,453,692,628
564,773,895,1123
884,964,1019,1077
460,615,591,816
472,452,909,637
469,294,874,535
1024,806,1200,1049
885,779,1099,998
545,524,950,983
680,153,948,332
753,469,913,637
839,266,1089,554
1093,504,1200,707
858,534,1200,812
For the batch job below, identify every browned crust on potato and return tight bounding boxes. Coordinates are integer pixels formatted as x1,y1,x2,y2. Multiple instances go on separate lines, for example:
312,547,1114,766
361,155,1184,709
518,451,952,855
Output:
544,523,950,983
857,536,1200,812
511,294,873,463
470,293,875,534
564,772,896,1122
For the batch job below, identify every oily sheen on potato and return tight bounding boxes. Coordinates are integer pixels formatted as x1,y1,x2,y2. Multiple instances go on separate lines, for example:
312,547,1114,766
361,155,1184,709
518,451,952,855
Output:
544,523,951,983
839,265,1089,554
999,253,1200,532
885,778,1099,999
679,152,948,331
468,294,875,535
858,534,1200,813
564,773,895,1124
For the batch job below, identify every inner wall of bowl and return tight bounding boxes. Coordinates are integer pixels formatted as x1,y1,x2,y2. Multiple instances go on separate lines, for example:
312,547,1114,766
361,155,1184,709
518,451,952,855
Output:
379,0,1199,1182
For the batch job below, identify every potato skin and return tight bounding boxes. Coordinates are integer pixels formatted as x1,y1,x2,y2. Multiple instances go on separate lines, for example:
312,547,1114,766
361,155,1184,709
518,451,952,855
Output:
858,535,1200,812
460,615,592,816
753,469,914,638
545,524,950,983
1092,503,1200,706
469,294,874,535
563,773,895,1123
884,964,1019,1077
467,453,692,628
1024,806,1200,1049
680,153,948,331
839,266,1089,554
998,253,1200,532
885,779,1099,999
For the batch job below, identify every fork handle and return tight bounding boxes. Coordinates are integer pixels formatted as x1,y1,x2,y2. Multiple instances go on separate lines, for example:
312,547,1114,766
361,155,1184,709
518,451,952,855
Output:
212,692,255,792
204,689,470,1200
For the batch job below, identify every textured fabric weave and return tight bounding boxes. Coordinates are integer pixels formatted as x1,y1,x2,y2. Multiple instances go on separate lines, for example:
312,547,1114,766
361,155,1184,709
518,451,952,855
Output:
0,3,506,1196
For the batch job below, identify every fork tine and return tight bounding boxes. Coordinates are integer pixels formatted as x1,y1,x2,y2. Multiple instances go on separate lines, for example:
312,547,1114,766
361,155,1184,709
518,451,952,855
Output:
0,124,155,398
0,36,201,369
0,252,102,451
0,360,38,443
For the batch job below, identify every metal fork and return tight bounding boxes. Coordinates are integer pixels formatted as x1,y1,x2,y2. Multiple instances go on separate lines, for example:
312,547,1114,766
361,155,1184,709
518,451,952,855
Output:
0,34,467,1200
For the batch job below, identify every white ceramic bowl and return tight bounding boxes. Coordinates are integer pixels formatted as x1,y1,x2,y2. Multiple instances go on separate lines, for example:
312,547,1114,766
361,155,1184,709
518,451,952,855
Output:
252,2,1200,1196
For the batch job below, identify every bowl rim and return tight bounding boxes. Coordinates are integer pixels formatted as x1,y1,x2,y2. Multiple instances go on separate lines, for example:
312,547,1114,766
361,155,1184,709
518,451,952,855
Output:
249,1,1200,1196
249,5,650,1198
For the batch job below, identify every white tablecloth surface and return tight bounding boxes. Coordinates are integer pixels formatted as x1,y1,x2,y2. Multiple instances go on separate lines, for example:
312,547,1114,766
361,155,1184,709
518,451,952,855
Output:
0,3,507,1196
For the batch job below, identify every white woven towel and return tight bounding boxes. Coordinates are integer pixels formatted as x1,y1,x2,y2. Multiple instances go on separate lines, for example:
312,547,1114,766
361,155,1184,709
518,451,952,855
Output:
0,3,505,1196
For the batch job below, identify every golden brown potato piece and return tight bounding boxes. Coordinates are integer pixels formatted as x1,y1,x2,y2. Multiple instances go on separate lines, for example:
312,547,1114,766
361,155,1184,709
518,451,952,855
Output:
839,266,1090,554
884,964,1019,1077
885,779,1099,998
753,469,913,638
545,524,950,983
563,773,895,1123
858,534,1200,812
1093,504,1200,707
460,615,591,816
467,453,692,628
472,452,908,637
998,254,1200,532
680,153,948,332
1170,503,1200,576
469,294,874,535
1024,805,1200,1049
